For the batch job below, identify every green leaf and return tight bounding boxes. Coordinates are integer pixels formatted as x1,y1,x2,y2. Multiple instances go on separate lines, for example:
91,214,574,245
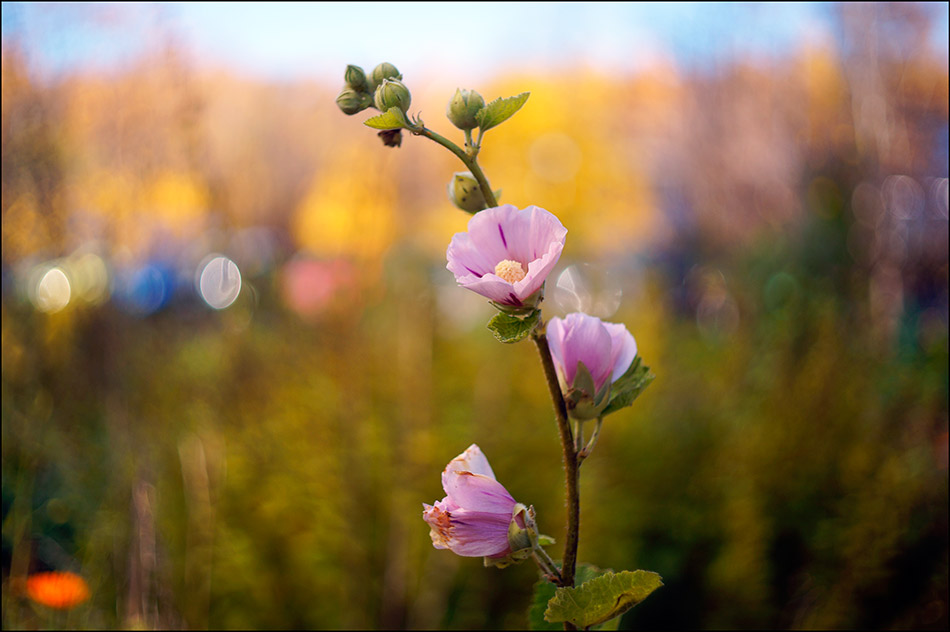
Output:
487,309,541,344
528,564,618,631
476,92,529,132
363,107,409,130
537,534,556,547
544,570,662,629
601,356,655,417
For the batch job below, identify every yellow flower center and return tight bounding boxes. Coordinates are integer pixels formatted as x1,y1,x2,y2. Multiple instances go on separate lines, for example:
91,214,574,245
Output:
494,259,527,284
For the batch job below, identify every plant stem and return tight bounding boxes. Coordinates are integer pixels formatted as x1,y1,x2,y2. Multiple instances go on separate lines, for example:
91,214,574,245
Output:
577,416,603,466
414,126,498,208
532,548,560,581
464,128,475,155
531,327,579,592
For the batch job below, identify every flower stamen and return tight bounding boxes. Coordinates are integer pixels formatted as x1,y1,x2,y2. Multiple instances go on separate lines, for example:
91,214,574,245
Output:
494,259,527,284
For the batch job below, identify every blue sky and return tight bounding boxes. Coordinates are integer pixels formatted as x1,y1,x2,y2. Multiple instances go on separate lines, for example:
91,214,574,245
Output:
2,2,948,82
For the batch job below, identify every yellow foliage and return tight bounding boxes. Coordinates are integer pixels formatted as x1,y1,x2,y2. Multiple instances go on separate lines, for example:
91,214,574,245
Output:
292,158,397,262
477,73,659,257
2,192,52,259
144,171,209,231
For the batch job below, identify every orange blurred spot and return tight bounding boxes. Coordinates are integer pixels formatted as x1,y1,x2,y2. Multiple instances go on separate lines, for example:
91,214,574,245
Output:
26,571,91,610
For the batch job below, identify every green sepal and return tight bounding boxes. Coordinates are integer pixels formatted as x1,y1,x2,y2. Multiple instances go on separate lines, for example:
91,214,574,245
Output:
601,356,655,417
565,361,611,421
487,308,541,344
573,361,596,400
476,92,530,132
528,563,620,631
507,503,539,552
363,107,410,130
543,570,663,629
484,547,533,569
485,503,546,569
344,64,369,92
537,534,556,547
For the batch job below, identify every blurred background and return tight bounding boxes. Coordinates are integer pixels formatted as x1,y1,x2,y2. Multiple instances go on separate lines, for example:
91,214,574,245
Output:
1,2,947,629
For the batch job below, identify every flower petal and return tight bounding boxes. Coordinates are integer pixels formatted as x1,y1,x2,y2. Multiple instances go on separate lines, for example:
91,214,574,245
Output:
443,444,497,480
602,321,637,383
443,470,516,514
454,274,524,305
446,231,495,280
513,239,565,300
422,502,512,557
546,316,569,389
465,204,520,263
505,205,569,266
558,313,614,393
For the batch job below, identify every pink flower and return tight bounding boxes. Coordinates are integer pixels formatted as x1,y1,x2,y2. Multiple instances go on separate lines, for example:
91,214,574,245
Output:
446,205,567,308
547,312,638,397
423,444,520,558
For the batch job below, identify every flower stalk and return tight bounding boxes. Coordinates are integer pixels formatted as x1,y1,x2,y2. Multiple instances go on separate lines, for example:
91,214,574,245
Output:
532,327,580,591
413,126,497,208
577,417,604,465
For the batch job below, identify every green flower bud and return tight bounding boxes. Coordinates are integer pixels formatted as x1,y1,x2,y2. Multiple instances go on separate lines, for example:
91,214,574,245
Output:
374,78,411,113
446,88,486,130
336,87,368,115
344,64,368,91
447,171,488,213
370,62,402,88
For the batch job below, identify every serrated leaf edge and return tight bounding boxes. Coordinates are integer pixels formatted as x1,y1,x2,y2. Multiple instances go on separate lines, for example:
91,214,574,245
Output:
363,106,408,130
486,309,540,343
476,92,530,132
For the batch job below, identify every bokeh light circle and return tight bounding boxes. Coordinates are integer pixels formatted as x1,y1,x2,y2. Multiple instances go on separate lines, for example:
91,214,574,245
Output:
35,267,71,313
197,255,242,310
551,263,622,319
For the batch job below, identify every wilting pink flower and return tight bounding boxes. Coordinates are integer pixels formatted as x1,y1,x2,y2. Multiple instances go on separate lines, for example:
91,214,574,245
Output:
446,205,567,307
547,312,637,396
423,444,520,557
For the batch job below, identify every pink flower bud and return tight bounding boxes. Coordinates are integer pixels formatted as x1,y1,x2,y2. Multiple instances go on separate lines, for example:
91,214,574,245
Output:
446,205,567,309
422,444,520,558
547,312,638,397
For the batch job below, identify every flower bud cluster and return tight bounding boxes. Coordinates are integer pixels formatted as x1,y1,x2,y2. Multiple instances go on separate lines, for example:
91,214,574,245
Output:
336,62,411,117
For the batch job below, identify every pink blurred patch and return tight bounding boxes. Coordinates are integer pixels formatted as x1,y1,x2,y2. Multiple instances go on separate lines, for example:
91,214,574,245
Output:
280,257,355,318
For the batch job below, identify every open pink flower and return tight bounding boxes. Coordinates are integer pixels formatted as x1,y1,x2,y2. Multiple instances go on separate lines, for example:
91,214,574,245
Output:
423,444,519,557
547,312,638,396
446,205,567,307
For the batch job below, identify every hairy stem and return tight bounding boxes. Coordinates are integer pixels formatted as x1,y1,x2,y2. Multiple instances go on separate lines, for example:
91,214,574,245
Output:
415,126,498,208
532,328,579,593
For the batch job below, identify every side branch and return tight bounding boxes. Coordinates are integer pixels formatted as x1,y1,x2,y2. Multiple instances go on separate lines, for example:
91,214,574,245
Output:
415,126,498,208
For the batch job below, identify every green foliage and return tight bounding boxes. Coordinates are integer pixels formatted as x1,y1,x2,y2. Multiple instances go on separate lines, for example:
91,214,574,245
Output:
486,309,541,343
544,570,663,628
601,356,655,417
475,92,530,132
529,564,622,631
363,106,410,130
